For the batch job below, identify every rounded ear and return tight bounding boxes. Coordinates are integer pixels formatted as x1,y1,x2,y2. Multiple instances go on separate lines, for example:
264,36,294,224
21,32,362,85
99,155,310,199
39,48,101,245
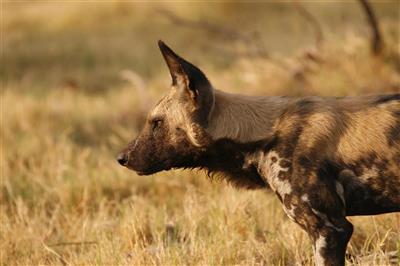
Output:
158,40,215,126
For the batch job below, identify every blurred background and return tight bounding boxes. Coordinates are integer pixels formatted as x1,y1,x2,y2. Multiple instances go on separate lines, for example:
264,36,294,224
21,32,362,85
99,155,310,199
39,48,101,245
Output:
2,1,400,265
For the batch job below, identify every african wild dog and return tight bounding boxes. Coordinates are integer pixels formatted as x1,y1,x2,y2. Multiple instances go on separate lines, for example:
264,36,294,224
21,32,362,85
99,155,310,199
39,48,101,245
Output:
117,41,400,266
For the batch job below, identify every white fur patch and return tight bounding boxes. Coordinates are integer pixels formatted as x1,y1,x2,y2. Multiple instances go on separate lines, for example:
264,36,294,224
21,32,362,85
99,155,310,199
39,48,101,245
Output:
257,150,292,197
335,181,346,206
274,179,292,196
283,205,296,221
311,208,344,232
314,235,327,266
301,194,310,202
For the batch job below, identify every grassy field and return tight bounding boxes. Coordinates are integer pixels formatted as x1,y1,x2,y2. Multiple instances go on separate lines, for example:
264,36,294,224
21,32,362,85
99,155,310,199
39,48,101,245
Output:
2,2,400,265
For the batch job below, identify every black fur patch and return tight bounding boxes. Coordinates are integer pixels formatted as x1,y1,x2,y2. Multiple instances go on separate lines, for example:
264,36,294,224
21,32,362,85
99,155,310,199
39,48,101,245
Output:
338,152,400,215
373,94,400,104
186,138,279,189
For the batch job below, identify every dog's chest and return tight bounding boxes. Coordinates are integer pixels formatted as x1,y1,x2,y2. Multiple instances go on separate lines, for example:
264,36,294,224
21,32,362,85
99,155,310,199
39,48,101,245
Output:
245,150,293,197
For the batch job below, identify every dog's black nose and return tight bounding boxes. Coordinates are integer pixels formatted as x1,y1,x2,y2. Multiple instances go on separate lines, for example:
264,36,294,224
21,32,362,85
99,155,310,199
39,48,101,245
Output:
117,153,128,166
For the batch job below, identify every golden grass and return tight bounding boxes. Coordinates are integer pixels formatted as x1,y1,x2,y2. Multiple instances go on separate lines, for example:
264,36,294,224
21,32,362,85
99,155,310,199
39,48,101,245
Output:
2,83,399,265
2,2,400,265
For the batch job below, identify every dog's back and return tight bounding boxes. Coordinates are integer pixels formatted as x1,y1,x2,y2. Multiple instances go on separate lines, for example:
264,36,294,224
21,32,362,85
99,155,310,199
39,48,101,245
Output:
273,94,400,215
337,94,399,215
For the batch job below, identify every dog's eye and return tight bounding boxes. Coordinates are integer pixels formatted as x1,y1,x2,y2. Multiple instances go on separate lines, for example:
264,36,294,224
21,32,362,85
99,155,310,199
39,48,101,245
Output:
151,119,163,131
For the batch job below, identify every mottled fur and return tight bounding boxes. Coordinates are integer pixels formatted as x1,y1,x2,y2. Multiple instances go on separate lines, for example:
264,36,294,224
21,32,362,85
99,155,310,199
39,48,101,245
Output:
117,41,400,266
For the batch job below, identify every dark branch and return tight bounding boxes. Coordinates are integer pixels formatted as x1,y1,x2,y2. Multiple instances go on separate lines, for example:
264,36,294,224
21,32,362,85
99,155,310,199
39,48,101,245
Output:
156,8,268,59
358,0,384,55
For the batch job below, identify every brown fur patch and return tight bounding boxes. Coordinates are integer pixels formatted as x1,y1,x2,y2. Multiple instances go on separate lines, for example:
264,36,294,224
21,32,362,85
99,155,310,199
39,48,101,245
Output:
336,106,398,163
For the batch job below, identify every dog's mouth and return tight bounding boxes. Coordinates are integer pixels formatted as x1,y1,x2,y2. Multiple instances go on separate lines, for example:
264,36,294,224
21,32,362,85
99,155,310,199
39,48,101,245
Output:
125,162,172,176
134,170,152,176
124,165,152,175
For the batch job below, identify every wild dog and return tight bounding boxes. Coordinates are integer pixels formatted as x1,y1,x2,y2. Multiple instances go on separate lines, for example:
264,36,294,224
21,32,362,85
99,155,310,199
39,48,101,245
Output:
117,41,400,266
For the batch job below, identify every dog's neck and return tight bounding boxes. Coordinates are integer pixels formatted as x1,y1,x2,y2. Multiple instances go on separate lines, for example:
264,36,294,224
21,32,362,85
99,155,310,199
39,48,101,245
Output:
206,89,289,143
186,138,273,189
183,89,289,188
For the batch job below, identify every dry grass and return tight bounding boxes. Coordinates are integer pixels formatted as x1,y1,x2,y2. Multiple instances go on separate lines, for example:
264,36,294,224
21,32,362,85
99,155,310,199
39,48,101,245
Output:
1,2,400,265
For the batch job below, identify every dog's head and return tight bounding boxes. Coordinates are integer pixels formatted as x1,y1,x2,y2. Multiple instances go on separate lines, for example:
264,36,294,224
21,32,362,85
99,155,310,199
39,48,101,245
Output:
117,41,215,175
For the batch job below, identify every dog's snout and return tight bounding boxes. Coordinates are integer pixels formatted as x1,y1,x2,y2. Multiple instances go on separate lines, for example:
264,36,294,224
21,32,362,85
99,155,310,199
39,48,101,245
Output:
117,153,128,166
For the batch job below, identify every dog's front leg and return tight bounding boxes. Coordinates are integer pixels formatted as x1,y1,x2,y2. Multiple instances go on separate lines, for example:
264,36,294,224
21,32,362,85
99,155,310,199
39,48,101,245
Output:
282,193,353,266
279,187,353,266
254,150,354,265
288,192,354,266
309,218,353,266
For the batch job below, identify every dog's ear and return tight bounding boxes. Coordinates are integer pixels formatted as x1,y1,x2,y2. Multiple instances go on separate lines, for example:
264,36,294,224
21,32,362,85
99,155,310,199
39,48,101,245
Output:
158,41,211,98
158,40,214,125
158,40,189,89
